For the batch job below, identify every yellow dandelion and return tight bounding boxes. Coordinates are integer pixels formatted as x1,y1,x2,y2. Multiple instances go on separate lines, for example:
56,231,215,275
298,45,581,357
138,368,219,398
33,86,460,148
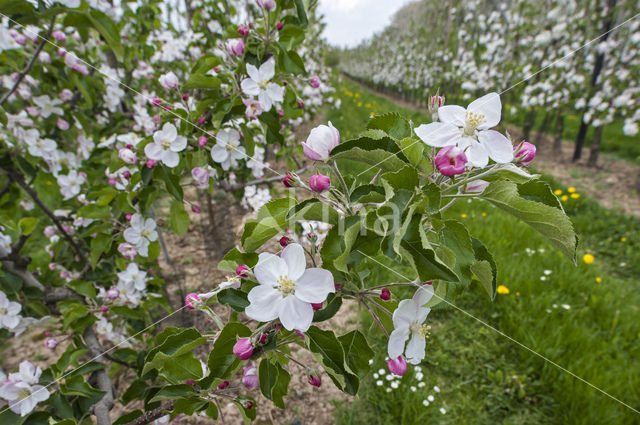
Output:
595,277,602,284
358,102,363,107
481,212,487,217
583,254,595,264
365,103,372,108
461,213,468,218
516,292,521,297
621,237,627,242
568,187,576,193
497,285,510,295
570,193,580,199
561,195,569,201
554,189,563,195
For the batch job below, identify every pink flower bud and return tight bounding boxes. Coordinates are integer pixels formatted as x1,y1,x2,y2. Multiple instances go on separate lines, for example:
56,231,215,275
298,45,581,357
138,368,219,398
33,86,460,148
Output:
39,51,51,64
279,236,292,247
48,262,57,270
119,148,137,164
191,167,210,190
259,333,268,344
217,380,230,390
309,75,320,88
60,89,73,101
276,22,284,31
311,302,323,311
153,115,160,123
515,141,536,167
184,379,195,385
182,93,189,100
233,338,254,360
152,97,162,107
278,109,284,118
44,338,58,350
122,171,132,180
226,38,245,56
191,204,201,213
197,117,205,125
185,293,201,310
297,101,304,109
334,283,341,291
57,119,69,130
308,374,322,387
159,71,179,90
236,264,250,277
107,288,120,300
118,242,137,260
256,0,276,12
44,331,51,337
58,47,67,57
242,365,259,389
26,106,40,117
282,173,295,188
100,305,109,312
52,30,67,43
146,159,156,168
13,33,27,46
387,356,407,376
60,271,69,279
302,122,340,161
380,288,391,301
198,135,207,146
238,25,249,38
125,213,133,221
241,399,254,409
435,145,467,177
309,174,331,193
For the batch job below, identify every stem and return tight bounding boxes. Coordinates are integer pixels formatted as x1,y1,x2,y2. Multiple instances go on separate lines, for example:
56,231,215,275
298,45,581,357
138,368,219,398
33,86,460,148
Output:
275,349,309,370
361,298,389,338
438,199,457,213
365,282,416,291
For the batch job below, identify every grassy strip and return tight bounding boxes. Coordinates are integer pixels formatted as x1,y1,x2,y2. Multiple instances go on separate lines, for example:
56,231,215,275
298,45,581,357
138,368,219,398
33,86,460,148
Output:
327,77,640,425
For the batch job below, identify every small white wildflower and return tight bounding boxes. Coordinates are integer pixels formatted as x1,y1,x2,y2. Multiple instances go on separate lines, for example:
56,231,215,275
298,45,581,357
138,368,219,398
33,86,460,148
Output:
418,382,426,388
428,395,435,402
546,309,552,313
434,385,440,393
410,386,417,392
373,373,379,379
378,368,386,375
414,366,422,372
552,304,558,308
368,359,374,365
391,381,399,389
415,372,424,381
540,276,547,281
376,380,383,386
561,304,571,310
422,400,430,407
386,374,394,381
440,408,447,415
544,270,552,275
386,388,392,393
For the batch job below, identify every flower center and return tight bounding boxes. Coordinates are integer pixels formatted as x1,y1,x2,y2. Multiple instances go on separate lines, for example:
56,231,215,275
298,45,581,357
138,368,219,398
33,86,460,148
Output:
276,275,295,296
411,322,431,338
225,142,236,151
141,229,152,238
18,389,31,400
259,79,269,90
463,111,486,136
162,140,171,149
0,307,7,315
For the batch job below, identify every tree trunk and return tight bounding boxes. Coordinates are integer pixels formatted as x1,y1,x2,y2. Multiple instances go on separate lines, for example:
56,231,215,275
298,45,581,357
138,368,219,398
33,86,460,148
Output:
523,109,537,141
553,113,565,153
534,111,553,149
587,126,604,167
573,119,589,162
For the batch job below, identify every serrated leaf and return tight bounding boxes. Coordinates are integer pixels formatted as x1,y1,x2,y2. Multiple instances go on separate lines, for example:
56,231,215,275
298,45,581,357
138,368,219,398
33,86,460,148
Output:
286,198,339,225
183,74,221,90
367,113,411,140
169,200,190,235
330,136,410,172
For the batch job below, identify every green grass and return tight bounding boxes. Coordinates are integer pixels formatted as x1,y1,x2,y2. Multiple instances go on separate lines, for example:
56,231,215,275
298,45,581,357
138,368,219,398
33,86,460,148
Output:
327,77,640,425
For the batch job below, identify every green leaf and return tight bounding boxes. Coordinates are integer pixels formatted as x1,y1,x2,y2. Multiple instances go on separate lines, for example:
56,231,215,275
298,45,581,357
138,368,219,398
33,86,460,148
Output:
320,217,362,273
18,217,38,235
471,237,498,300
278,49,306,75
169,199,190,235
258,359,290,409
338,330,374,378
330,136,410,173
487,163,539,184
218,248,259,273
149,384,195,403
481,180,577,261
286,198,340,225
183,74,221,90
143,328,207,377
204,322,251,385
87,10,124,60
60,375,105,399
350,184,385,203
293,0,308,26
156,166,183,201
241,197,294,252
367,113,411,140
470,261,493,299
217,289,249,312
305,326,359,395
312,293,342,322
397,137,433,174
90,233,112,267
0,106,7,126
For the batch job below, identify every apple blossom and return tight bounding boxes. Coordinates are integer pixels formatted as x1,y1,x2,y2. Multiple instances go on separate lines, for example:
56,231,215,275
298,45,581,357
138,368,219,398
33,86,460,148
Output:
388,285,435,365
226,38,245,56
243,98,264,120
241,60,284,111
244,243,335,331
236,264,250,277
106,288,120,300
0,231,11,257
387,356,407,376
44,338,58,350
0,291,21,330
210,128,246,170
233,338,254,360
145,123,187,168
282,173,295,188
380,288,391,301
301,122,340,161
238,25,249,38
32,95,64,118
242,364,259,389
117,263,148,291
309,174,331,192
26,137,57,159
191,167,210,189
52,30,66,43
185,293,201,310
434,145,468,177
308,373,322,387
276,22,284,31
57,170,86,200
256,0,276,12
119,148,137,164
514,141,536,166
0,379,49,416
123,213,158,257
415,93,514,168
56,119,69,130
309,75,321,88
158,71,179,90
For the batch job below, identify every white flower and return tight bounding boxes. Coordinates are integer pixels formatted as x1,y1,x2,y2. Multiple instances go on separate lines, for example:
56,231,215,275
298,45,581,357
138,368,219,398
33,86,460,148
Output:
0,361,49,417
244,243,334,331
55,0,81,7
388,286,434,365
440,408,447,415
415,93,513,168
301,122,340,161
158,71,179,90
57,170,85,200
422,400,430,407
434,385,440,393
427,394,435,402
116,279,144,306
210,128,246,170
0,291,22,330
117,263,148,291
32,95,64,118
26,137,57,159
240,60,284,111
123,214,158,257
0,231,12,257
376,380,383,386
144,123,187,168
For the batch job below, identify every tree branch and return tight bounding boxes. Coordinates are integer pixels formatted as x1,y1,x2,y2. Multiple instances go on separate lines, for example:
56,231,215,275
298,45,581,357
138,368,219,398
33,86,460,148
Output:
122,401,175,425
83,326,116,425
220,166,307,191
0,15,56,106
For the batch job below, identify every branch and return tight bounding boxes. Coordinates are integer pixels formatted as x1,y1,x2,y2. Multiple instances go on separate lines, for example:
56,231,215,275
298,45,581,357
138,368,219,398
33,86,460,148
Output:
4,167,87,263
0,15,56,106
220,166,307,191
122,401,175,425
83,326,116,425
0,180,10,200
1,259,45,291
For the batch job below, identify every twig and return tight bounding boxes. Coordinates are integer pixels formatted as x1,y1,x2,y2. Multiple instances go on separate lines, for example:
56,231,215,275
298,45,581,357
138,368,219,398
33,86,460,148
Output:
220,166,307,191
361,298,389,338
122,401,175,425
0,15,56,106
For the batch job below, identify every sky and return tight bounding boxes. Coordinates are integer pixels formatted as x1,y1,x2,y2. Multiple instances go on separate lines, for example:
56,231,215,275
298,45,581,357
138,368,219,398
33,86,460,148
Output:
317,0,416,48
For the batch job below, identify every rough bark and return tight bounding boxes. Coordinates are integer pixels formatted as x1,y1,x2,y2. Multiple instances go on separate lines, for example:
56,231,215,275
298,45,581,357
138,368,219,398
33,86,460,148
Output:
587,125,604,167
553,113,565,153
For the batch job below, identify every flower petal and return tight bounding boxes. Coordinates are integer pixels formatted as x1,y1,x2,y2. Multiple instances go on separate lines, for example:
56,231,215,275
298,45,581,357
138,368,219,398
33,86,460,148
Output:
437,105,466,126
415,122,462,148
281,243,306,280
162,151,179,168
170,136,187,152
412,285,434,307
388,327,410,358
405,333,426,364
392,299,417,329
210,145,229,163
295,268,335,303
241,78,260,96
162,122,177,141
478,130,514,163
266,83,284,103
245,285,282,322
259,60,275,81
468,92,501,129
464,139,489,168
144,142,163,160
245,64,261,83
278,295,313,331
254,253,288,286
